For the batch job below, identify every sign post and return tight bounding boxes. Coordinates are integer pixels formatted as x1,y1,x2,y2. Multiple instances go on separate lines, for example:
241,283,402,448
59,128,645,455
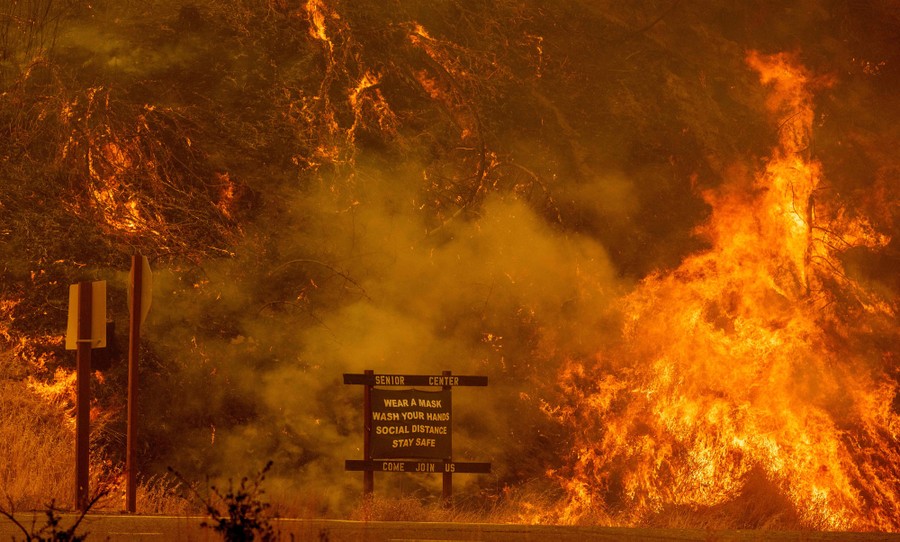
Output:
363,369,374,497
75,282,92,512
441,370,452,506
126,254,151,513
344,371,490,503
66,280,106,511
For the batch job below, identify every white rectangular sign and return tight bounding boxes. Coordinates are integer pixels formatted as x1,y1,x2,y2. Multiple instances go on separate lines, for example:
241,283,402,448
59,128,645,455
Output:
65,281,107,350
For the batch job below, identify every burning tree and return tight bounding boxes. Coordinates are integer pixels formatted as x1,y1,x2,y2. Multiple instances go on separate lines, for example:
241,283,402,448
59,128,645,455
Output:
546,52,899,531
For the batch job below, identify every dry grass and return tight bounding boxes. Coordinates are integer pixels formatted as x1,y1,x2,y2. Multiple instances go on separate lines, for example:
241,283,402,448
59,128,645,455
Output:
345,481,569,525
0,348,193,514
350,495,447,522
131,474,200,516
337,475,812,533
0,366,818,531
0,346,825,529
643,469,804,532
0,375,74,510
266,483,337,521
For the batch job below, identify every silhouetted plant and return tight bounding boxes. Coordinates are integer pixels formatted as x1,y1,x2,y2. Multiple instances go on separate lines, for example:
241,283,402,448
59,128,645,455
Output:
0,491,107,542
169,460,279,542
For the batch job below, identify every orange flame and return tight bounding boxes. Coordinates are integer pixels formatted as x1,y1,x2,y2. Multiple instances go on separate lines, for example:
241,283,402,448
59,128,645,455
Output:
0,299,20,343
546,52,898,531
60,87,159,236
407,23,479,143
305,0,333,49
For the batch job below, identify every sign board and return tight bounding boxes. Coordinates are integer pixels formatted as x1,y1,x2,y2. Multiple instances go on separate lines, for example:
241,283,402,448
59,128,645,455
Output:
345,370,490,502
127,255,152,326
344,373,487,387
370,388,452,460
65,281,107,350
346,460,491,474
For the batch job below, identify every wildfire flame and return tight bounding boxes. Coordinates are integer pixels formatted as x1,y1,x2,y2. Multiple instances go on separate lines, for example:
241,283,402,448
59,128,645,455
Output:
305,0,334,49
546,52,899,530
61,88,162,237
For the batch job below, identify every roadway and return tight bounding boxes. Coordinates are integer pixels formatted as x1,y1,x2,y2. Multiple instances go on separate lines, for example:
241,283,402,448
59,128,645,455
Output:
1,515,899,541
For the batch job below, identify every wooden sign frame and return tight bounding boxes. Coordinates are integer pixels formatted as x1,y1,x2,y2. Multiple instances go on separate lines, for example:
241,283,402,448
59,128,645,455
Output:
344,370,490,504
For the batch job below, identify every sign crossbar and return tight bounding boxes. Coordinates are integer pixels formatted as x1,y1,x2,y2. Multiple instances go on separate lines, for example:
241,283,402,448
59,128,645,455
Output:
346,460,491,474
344,373,487,387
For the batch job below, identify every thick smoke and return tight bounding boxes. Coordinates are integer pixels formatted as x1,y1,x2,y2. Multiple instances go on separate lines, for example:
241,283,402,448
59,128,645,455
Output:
143,164,622,510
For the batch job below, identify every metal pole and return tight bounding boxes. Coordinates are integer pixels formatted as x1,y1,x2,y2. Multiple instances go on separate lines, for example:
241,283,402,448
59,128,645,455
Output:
363,369,374,496
75,281,92,511
441,370,452,507
126,255,142,513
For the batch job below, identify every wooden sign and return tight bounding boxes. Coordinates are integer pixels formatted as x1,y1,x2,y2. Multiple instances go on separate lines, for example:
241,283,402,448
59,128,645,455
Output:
344,370,491,505
370,388,451,459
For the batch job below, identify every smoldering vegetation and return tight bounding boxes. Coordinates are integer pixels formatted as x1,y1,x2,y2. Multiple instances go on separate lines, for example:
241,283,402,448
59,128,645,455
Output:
1,0,898,525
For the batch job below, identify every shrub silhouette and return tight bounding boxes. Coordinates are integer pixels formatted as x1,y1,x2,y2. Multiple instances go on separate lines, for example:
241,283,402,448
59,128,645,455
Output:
0,491,106,542
170,460,279,542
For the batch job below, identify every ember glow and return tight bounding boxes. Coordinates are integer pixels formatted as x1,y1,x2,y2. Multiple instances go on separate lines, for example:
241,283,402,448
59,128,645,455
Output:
546,52,899,530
